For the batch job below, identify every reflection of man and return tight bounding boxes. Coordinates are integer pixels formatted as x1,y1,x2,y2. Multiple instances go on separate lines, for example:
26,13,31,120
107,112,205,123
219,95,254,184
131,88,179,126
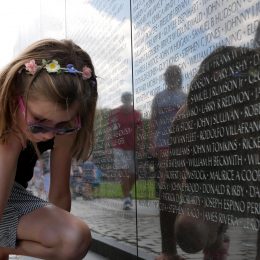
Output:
150,65,187,169
149,65,186,260
109,92,142,210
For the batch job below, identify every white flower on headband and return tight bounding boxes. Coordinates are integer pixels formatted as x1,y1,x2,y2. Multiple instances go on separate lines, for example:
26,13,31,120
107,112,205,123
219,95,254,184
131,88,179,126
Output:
44,60,61,73
25,60,38,75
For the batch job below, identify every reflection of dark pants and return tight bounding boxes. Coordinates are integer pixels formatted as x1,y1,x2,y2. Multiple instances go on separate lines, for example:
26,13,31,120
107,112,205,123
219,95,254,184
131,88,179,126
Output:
155,147,177,253
148,155,160,197
159,207,178,255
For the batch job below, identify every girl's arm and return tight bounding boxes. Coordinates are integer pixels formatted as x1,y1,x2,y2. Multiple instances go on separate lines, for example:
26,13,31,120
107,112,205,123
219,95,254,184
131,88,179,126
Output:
48,133,76,211
0,134,22,221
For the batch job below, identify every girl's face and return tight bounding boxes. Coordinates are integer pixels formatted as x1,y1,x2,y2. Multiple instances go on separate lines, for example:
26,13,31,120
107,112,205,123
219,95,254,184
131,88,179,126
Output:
18,97,80,142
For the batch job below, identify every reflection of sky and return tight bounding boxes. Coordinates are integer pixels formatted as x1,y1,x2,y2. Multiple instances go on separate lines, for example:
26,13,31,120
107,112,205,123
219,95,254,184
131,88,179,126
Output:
132,0,258,115
89,0,126,20
0,0,258,114
0,0,65,69
0,1,21,68
66,0,132,109
0,0,131,110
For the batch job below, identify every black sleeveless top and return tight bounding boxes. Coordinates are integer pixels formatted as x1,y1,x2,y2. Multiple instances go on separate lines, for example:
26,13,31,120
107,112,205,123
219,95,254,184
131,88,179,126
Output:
15,139,54,188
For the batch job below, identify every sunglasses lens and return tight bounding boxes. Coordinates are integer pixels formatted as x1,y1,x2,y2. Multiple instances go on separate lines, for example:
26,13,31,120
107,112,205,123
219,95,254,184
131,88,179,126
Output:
28,124,80,135
29,125,48,134
56,128,78,135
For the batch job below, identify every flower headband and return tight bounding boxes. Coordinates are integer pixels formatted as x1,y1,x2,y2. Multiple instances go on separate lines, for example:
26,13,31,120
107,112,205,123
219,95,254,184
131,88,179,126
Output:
24,59,92,80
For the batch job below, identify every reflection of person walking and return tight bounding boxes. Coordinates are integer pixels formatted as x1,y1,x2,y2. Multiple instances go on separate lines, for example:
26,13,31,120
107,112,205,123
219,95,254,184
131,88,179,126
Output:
150,65,187,260
150,65,187,198
109,92,142,210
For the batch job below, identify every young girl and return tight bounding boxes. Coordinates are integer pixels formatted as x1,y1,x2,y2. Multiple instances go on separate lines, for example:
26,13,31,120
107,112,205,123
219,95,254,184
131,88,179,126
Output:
0,38,98,259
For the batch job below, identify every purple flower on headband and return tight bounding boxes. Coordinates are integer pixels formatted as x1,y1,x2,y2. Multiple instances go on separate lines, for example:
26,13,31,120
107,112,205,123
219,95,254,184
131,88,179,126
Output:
25,60,38,75
66,64,80,74
82,66,92,79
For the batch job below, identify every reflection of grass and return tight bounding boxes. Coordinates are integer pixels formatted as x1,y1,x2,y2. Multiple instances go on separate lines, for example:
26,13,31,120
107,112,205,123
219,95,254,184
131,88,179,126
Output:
95,182,122,198
136,180,157,200
96,180,156,200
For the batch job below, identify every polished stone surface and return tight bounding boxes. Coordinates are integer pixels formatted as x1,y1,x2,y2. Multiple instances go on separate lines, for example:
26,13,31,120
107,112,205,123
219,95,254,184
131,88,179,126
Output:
71,197,258,260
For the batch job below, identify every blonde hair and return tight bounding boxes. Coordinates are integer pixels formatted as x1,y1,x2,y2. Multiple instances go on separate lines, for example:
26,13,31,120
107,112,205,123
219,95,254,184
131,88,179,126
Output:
0,38,98,160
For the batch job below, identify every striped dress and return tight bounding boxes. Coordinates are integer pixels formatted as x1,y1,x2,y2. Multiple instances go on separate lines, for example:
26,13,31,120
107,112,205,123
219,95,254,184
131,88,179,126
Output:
0,139,53,248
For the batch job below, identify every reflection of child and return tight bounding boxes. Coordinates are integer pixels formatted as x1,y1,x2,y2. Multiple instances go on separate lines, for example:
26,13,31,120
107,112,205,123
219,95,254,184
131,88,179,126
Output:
70,159,102,200
0,39,97,259
42,150,51,196
81,160,102,199
28,160,45,199
70,161,83,199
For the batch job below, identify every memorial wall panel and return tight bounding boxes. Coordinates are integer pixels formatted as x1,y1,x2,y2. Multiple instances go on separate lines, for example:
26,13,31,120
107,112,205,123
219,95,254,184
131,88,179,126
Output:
66,0,142,255
66,0,259,259
131,0,259,258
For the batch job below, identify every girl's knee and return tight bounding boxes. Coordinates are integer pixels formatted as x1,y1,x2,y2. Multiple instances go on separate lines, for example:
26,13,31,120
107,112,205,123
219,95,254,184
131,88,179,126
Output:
0,250,8,260
40,217,91,260
60,219,92,259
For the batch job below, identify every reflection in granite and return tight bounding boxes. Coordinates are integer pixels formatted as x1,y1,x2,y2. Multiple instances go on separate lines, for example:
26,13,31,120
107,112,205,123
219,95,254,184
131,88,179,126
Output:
71,198,258,259
72,198,160,255
64,0,260,259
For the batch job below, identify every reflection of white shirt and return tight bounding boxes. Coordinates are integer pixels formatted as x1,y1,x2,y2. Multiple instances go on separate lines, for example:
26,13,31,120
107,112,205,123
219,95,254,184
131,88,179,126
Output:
152,88,187,148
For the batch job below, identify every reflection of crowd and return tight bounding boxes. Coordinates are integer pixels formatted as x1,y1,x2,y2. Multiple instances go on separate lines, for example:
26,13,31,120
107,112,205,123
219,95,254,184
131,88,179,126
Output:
28,160,46,199
28,150,50,199
29,153,102,201
70,156,102,200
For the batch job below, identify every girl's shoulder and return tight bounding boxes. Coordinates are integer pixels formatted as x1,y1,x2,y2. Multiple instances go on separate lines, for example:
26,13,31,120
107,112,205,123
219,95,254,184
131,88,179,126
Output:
0,132,23,159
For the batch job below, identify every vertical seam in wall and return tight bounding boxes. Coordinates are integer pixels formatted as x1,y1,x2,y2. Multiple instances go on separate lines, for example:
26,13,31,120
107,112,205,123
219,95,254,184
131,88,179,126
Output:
129,0,139,258
64,0,67,38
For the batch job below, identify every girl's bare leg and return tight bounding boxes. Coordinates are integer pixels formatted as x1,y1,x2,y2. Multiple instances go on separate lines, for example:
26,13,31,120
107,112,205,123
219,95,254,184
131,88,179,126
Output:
0,205,91,260
0,252,8,260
